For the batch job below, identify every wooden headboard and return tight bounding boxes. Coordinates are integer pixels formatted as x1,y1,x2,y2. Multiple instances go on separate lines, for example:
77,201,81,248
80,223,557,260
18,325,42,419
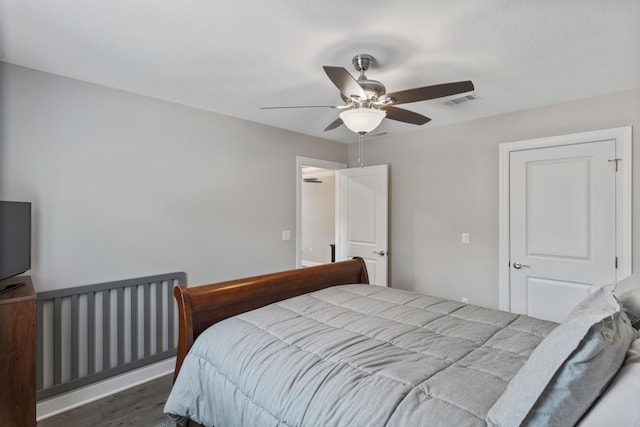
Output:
172,258,369,380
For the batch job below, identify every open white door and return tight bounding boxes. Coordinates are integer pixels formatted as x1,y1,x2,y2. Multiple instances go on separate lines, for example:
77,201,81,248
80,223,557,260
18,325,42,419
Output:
336,164,388,286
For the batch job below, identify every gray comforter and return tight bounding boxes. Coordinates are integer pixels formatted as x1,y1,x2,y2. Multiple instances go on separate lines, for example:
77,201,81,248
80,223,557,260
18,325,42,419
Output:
164,285,556,427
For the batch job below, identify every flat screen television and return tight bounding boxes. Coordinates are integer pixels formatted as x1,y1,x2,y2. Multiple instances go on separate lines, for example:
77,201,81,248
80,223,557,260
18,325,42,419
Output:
0,201,32,281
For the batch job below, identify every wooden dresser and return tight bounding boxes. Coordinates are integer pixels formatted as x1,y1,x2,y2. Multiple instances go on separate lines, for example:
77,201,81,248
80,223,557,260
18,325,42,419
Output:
0,276,36,427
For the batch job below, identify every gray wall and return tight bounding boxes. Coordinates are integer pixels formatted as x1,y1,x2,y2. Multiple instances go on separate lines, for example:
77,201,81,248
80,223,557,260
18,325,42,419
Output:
0,63,347,291
349,88,640,309
3,61,638,308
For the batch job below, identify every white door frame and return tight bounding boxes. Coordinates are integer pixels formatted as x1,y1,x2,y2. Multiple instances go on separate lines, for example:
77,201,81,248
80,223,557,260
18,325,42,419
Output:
498,126,632,311
296,156,347,268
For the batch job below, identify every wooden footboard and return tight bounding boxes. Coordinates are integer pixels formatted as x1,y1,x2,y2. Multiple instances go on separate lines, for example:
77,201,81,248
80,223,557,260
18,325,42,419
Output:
172,258,369,381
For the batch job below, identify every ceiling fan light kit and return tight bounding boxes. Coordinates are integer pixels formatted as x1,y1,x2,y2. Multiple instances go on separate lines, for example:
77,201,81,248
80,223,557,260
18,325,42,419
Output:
339,108,386,134
262,53,474,136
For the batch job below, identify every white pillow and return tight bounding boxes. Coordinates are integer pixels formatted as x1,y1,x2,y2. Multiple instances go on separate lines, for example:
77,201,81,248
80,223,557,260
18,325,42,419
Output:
578,331,640,426
615,274,640,327
487,286,636,427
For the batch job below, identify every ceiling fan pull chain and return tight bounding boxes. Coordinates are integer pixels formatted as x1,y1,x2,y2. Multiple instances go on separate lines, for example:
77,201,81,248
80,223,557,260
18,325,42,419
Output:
358,133,365,168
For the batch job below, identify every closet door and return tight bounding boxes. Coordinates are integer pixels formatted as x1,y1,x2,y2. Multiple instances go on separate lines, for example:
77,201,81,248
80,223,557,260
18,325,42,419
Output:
508,140,616,322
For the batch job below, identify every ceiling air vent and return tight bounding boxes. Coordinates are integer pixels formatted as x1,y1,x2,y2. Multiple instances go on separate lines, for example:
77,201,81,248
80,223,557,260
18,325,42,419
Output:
369,131,389,138
443,93,480,106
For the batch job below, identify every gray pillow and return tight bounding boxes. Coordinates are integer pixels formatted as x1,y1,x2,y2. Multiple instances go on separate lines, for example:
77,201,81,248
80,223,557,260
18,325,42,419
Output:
578,331,640,426
487,286,636,427
614,274,640,327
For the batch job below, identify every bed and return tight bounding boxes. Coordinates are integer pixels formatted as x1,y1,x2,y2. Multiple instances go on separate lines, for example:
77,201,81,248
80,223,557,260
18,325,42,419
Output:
164,259,640,427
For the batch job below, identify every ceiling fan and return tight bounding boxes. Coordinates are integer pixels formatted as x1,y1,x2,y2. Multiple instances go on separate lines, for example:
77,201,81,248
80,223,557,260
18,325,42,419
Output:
262,54,474,134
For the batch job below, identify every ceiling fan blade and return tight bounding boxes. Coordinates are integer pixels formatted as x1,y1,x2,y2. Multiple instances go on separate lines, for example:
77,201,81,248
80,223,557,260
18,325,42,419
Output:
384,80,474,105
381,106,431,125
324,117,344,131
323,66,366,100
261,105,341,110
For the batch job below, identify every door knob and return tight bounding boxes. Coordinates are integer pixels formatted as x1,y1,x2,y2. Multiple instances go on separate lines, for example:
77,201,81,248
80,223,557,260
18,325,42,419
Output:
513,262,531,269
373,250,386,256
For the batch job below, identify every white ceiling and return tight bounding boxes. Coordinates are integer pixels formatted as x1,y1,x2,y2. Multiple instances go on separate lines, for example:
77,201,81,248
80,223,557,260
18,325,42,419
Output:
1,1,639,144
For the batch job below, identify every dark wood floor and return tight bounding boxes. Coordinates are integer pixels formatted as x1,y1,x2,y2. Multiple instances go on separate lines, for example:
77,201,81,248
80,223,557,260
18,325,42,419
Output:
38,374,175,427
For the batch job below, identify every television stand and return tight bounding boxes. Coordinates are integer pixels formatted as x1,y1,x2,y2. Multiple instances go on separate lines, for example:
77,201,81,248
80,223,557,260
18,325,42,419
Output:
0,275,36,426
0,281,25,296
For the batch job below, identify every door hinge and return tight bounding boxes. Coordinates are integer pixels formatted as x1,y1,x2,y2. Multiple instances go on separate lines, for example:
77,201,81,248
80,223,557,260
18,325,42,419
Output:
615,257,618,269
608,158,621,172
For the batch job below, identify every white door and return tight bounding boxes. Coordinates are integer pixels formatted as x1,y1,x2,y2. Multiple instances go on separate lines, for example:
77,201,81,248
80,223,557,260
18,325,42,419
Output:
509,141,616,322
336,164,388,286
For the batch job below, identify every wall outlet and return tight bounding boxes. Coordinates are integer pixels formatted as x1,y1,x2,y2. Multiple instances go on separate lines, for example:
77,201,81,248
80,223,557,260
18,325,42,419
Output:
282,230,291,241
461,233,470,244
461,297,469,304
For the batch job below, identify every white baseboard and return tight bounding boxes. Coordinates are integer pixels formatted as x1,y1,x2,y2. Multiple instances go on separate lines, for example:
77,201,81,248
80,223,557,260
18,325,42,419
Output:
36,356,176,421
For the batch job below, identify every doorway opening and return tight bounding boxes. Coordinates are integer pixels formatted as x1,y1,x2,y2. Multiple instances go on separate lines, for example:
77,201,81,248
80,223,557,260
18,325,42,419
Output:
296,157,346,268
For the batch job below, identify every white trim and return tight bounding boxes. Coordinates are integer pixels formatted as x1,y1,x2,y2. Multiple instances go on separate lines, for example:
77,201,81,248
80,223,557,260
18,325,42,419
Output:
616,127,633,281
498,126,632,311
296,156,346,269
36,357,175,421
498,145,511,311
